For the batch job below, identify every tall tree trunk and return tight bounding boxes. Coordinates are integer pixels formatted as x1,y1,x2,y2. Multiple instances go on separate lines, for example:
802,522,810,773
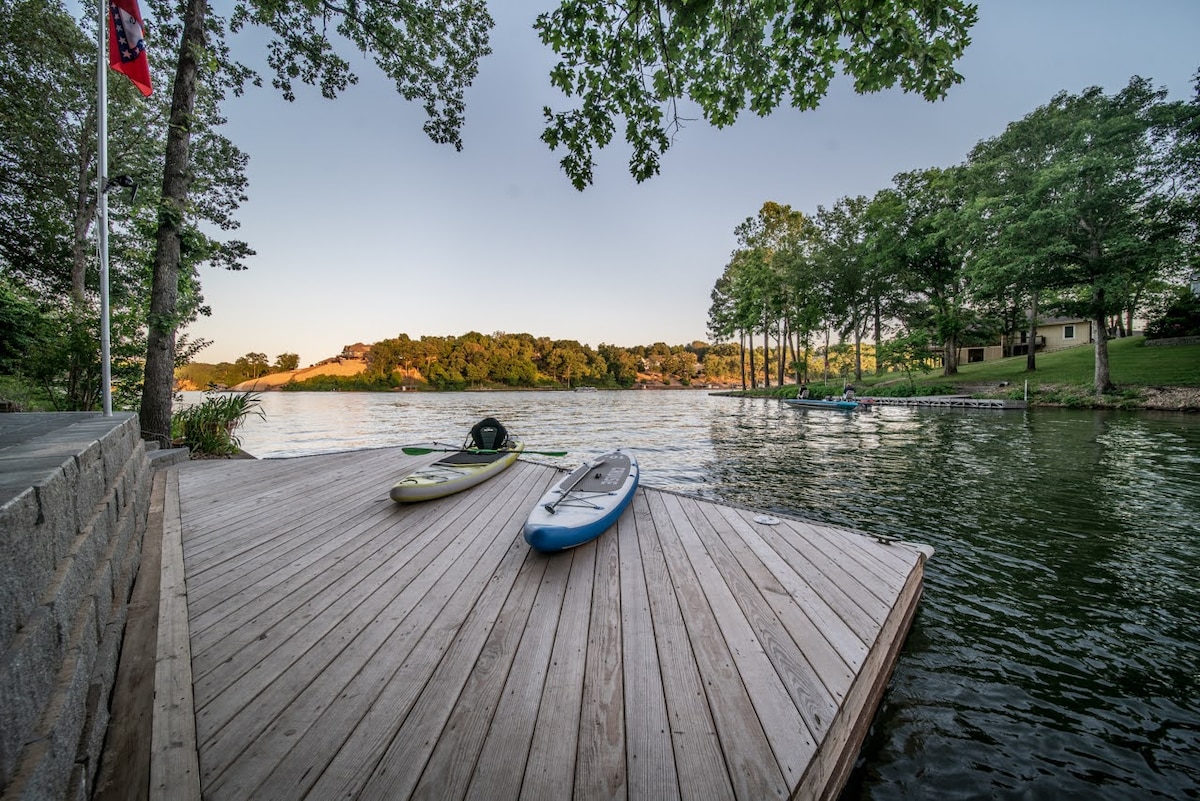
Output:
822,328,830,384
788,326,800,386
1026,292,1038,372
748,339,757,389
739,330,746,390
739,335,745,386
71,106,97,305
62,110,101,410
1093,289,1112,393
1093,316,1112,391
873,298,884,376
761,314,770,388
778,319,787,387
942,337,959,376
140,0,206,447
853,312,863,382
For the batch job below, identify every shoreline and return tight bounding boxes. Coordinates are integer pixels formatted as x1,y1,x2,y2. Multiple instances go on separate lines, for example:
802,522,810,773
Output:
183,382,1200,412
717,384,1200,413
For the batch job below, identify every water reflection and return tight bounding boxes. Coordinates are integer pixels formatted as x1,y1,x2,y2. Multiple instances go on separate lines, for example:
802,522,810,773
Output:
183,391,1200,798
834,409,1200,801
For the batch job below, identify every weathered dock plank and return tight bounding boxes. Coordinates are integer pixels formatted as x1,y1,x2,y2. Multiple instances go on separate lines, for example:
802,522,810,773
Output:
519,541,598,801
676,495,838,743
199,462,550,798
700,502,858,690
464,551,575,801
150,469,201,801
574,505,627,800
159,445,928,801
628,491,731,801
614,508,677,801
251,464,549,801
644,489,790,799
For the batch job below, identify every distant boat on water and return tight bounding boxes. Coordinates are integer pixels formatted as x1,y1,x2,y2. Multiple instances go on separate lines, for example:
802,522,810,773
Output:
782,397,859,411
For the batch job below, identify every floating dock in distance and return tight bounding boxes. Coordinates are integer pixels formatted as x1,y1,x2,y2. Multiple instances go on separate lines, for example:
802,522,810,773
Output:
864,395,1026,409
148,446,931,801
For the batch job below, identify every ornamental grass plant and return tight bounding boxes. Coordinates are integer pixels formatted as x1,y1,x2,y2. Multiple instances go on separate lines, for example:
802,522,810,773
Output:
172,390,264,457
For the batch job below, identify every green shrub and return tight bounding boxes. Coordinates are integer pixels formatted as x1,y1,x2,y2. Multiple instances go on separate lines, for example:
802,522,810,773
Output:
172,391,264,457
1144,288,1200,339
0,375,56,411
861,382,958,398
1027,383,1146,409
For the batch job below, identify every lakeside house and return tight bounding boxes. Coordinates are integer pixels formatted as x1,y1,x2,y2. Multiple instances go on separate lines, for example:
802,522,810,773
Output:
959,316,1095,365
340,342,372,360
312,343,373,368
949,314,1155,366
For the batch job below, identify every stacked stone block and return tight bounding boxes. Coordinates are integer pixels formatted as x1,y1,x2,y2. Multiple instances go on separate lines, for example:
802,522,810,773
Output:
1,413,151,800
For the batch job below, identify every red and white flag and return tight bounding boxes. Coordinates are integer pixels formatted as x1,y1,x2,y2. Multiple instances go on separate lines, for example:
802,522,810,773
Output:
108,0,152,96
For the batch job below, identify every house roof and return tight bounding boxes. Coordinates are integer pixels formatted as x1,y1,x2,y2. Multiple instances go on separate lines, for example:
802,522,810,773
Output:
1027,316,1090,325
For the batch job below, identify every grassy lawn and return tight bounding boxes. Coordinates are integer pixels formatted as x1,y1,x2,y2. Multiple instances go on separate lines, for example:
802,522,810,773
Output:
761,336,1199,409
923,336,1200,388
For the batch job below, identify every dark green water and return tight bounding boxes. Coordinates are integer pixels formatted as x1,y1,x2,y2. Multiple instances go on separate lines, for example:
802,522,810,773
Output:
706,401,1200,800
226,391,1200,798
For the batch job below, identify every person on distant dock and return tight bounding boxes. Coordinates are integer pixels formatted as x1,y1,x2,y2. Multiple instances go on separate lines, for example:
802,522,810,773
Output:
799,384,810,399
843,385,856,401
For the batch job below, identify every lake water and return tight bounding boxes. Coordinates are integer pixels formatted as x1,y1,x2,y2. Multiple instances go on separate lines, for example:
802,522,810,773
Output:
183,390,1200,799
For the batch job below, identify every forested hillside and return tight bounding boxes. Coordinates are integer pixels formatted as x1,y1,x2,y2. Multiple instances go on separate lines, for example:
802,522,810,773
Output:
175,334,845,391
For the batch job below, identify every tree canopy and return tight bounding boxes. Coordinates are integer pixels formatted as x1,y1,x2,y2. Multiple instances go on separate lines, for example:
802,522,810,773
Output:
536,0,979,188
707,74,1199,392
964,77,1190,390
0,0,247,411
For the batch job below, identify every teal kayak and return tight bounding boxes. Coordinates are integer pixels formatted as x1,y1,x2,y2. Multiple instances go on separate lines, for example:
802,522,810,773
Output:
783,398,859,411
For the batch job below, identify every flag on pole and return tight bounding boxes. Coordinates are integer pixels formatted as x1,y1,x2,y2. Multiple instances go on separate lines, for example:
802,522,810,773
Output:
108,0,152,96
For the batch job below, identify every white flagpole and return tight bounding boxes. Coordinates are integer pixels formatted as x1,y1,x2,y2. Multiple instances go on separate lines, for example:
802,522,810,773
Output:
97,0,113,415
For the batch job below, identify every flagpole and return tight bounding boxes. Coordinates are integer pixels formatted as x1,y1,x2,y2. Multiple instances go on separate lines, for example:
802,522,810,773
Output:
97,0,113,416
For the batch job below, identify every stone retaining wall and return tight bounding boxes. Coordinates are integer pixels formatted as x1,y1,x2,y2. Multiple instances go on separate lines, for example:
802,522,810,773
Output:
1144,335,1200,347
1,413,151,800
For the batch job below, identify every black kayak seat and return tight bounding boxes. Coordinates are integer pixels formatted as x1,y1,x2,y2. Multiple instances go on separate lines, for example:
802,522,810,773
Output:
468,417,509,450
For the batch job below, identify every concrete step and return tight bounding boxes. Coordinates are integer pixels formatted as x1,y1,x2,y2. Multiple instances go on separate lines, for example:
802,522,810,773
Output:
147,447,190,468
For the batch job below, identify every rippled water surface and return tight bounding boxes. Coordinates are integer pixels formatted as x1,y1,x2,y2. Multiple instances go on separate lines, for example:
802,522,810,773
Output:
186,390,1200,798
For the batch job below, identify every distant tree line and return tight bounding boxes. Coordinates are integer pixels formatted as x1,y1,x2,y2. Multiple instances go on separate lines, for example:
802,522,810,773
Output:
709,74,1200,394
179,336,751,390
175,333,884,392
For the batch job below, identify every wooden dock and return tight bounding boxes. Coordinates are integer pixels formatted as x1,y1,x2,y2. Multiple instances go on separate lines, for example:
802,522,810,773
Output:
151,446,929,800
863,395,1025,409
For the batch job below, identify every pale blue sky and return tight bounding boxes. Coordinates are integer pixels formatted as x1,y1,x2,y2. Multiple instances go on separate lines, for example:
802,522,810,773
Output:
179,0,1199,366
